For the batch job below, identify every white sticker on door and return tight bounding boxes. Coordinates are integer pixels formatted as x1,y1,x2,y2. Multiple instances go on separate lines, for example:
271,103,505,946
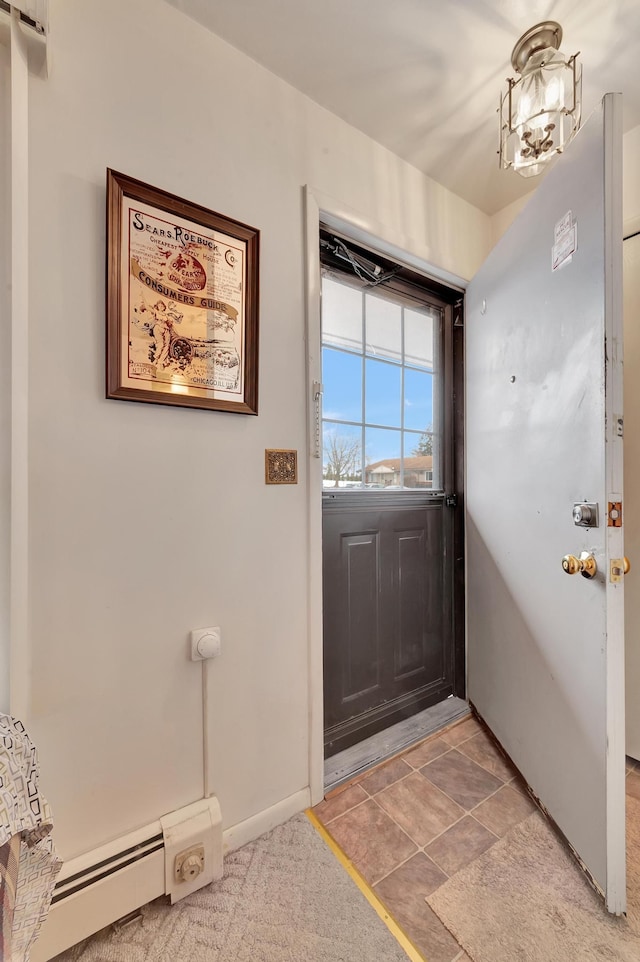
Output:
552,223,577,271
554,210,573,242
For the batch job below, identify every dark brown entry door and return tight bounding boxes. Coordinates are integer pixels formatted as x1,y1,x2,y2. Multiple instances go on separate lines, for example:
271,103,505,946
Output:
323,493,456,755
320,234,463,757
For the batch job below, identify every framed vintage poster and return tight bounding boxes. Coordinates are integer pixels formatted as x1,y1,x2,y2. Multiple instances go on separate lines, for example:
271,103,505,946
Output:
106,169,259,414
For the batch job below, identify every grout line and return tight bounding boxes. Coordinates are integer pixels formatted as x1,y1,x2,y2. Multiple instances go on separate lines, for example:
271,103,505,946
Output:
305,809,428,962
372,844,439,888
468,812,500,840
325,711,473,794
422,815,466,850
331,755,510,878
365,785,500,886
317,717,541,959
326,716,477,799
468,780,511,813
319,726,530,903
320,718,511,820
366,794,426,866
419,772,503,814
374,772,520,877
415,808,501,860
403,745,454,771
361,767,417,798
317,715,542,953
322,793,372,825
321,743,456,819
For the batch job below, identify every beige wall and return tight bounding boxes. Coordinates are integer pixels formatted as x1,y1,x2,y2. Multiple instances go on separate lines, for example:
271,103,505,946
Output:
9,0,491,859
623,123,640,233
490,193,530,247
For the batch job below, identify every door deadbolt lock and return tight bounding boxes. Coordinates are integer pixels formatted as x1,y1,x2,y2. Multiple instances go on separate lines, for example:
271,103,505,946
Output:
562,551,597,579
573,503,598,527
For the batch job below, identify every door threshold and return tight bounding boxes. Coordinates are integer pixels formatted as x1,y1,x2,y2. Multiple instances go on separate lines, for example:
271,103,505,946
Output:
323,696,469,794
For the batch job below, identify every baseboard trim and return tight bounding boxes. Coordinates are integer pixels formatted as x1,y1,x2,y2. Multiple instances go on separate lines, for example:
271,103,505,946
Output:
33,798,224,962
31,791,310,961
222,788,311,854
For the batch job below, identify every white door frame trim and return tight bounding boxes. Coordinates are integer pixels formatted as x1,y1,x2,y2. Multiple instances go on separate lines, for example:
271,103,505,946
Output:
303,185,466,804
603,92,626,914
10,8,31,719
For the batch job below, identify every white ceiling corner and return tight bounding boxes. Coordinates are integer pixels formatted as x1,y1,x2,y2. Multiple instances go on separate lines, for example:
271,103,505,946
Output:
164,0,640,216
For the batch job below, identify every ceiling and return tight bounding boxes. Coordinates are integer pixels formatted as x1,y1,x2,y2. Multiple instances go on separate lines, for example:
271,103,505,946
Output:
165,0,640,216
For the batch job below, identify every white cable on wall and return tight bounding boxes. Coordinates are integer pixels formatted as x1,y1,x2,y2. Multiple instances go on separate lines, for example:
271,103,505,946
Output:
201,660,211,799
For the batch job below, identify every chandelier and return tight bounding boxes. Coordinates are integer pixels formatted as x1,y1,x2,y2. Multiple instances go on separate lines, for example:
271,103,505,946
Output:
499,21,582,177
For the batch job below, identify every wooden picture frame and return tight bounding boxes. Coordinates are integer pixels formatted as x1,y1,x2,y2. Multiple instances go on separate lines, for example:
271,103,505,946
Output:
106,169,259,414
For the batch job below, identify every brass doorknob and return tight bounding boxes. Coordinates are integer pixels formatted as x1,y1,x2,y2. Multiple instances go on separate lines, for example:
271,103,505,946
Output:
624,557,631,575
562,551,597,579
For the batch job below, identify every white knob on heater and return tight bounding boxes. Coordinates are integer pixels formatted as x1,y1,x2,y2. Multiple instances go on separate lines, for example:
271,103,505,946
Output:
180,853,204,881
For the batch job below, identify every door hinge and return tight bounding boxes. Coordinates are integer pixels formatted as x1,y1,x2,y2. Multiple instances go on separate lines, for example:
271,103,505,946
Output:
445,493,458,508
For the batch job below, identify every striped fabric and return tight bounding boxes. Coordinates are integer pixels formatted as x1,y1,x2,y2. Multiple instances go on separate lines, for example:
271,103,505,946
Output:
0,715,62,961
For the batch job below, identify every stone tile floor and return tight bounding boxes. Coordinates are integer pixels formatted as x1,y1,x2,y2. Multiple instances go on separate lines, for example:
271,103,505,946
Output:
314,716,640,962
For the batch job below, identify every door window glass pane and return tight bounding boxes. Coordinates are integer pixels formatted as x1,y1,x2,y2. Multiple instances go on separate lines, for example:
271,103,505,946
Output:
364,428,401,487
404,368,434,432
323,423,362,488
365,293,401,362
405,307,436,370
322,278,363,352
320,257,444,495
405,431,441,489
404,430,431,457
404,430,434,489
365,359,401,428
322,347,362,422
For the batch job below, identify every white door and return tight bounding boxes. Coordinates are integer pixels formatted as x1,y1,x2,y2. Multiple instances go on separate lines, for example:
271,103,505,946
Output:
624,230,640,759
466,93,625,913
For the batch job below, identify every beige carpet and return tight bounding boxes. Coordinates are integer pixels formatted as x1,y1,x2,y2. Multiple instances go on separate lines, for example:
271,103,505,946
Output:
427,796,640,962
53,813,411,962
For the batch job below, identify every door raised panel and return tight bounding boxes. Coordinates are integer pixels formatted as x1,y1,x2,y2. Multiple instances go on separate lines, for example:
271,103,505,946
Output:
342,533,381,701
394,528,427,679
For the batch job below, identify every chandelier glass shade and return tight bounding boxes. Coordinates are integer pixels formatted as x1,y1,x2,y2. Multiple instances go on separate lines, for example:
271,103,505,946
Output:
499,22,582,177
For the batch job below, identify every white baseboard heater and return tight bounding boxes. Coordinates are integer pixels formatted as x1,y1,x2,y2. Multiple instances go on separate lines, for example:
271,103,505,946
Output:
31,797,223,962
